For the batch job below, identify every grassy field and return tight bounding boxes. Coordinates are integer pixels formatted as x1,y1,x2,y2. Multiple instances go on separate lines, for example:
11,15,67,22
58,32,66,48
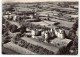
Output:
3,42,37,55
31,20,56,26
2,46,20,54
50,18,74,28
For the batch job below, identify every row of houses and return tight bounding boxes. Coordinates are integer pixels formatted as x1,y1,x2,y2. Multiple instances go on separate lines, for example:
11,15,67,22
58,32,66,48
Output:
3,11,36,20
30,27,73,48
31,27,66,43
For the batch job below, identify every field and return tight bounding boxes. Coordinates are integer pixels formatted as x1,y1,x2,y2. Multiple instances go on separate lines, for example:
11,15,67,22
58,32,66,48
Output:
31,20,56,26
3,42,37,55
2,1,78,55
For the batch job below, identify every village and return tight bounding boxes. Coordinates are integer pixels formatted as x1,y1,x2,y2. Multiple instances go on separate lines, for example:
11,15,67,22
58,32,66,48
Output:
2,2,78,55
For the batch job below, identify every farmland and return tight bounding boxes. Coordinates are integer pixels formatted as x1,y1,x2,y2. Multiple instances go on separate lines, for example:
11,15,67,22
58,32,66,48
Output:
2,1,78,55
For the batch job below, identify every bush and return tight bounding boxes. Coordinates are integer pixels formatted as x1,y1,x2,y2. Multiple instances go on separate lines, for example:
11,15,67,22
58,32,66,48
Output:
19,25,26,33
2,25,8,34
9,24,18,33
17,39,54,54
3,36,11,44
57,47,70,55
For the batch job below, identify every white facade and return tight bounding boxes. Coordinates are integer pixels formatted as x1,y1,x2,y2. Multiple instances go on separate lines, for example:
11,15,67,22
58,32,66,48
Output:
13,15,17,21
54,28,65,39
44,32,49,39
41,31,45,36
31,30,35,38
29,15,33,19
32,35,35,38
31,30,35,36
3,15,9,19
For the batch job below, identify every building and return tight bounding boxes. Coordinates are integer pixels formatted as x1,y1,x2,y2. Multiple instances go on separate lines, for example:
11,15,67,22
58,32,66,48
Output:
42,29,55,43
31,29,42,38
3,11,12,19
54,27,66,39
31,30,36,38
13,15,17,21
50,38,72,48
44,31,50,43
70,5,78,10
17,11,35,18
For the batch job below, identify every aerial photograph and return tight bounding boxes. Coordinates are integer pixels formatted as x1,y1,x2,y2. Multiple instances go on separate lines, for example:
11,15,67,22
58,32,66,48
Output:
2,0,78,55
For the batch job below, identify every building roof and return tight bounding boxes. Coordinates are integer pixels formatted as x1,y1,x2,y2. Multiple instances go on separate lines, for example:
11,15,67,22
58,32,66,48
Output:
50,38,72,48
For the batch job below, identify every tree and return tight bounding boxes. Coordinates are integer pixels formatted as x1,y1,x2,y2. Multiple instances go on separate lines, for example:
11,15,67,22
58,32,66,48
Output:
9,24,18,33
2,17,6,24
19,40,25,47
47,14,50,21
19,25,26,34
57,12,64,18
3,36,11,44
11,33,21,43
73,36,78,48
57,47,70,55
68,18,74,22
57,2,70,8
35,13,40,21
5,21,10,28
68,28,76,41
2,25,8,35
72,19,78,31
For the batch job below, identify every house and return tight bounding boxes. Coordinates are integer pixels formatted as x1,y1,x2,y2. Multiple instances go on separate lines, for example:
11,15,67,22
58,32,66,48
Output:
16,8,36,19
41,29,55,43
24,11,35,19
50,38,72,48
70,5,78,9
3,11,11,19
31,29,42,38
54,27,66,39
3,14,9,19
44,31,50,43
13,15,17,21
31,30,36,38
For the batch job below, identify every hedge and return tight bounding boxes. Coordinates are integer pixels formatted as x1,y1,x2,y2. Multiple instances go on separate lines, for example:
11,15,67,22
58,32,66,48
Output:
14,38,54,55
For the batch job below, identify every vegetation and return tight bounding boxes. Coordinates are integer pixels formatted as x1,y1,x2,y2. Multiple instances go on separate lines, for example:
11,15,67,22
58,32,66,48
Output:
19,25,26,34
3,35,11,44
72,19,78,31
67,19,78,55
11,35,54,54
57,2,71,8
19,40,54,54
2,2,78,55
18,20,50,31
9,24,18,33
68,28,76,41
69,36,78,55
57,47,70,55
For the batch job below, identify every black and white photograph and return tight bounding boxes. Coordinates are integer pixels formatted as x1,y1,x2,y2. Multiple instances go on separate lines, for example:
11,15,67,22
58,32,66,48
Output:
2,0,78,55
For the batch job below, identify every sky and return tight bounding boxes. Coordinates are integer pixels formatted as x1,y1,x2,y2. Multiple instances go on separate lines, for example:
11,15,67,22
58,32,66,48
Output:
2,0,78,3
